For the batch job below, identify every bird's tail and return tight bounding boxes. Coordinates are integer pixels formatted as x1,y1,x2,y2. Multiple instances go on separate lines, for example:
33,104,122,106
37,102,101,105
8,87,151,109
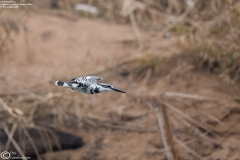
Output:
55,81,71,88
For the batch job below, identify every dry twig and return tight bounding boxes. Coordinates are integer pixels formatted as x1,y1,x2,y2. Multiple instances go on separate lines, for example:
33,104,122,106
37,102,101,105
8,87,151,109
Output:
82,116,160,133
174,137,205,160
154,105,174,160
4,123,18,151
3,125,25,158
22,126,42,160
159,100,210,132
162,103,179,160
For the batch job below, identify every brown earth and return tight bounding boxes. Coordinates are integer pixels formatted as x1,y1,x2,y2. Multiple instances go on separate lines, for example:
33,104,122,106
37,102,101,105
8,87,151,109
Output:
1,10,240,160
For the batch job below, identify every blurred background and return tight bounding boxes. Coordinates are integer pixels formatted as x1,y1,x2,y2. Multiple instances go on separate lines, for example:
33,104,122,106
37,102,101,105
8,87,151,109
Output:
0,0,240,159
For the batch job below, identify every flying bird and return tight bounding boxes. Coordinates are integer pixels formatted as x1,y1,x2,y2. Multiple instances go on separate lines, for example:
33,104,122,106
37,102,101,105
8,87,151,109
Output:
55,76,126,94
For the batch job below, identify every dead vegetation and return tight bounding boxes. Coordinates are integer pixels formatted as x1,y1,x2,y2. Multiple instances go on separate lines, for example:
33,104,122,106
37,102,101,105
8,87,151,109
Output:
0,0,240,160
1,55,236,159
0,18,21,54
56,0,240,83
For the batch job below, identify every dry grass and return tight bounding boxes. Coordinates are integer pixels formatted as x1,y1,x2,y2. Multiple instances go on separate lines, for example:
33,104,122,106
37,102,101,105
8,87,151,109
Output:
54,0,240,83
0,56,224,159
0,0,239,159
3,0,239,82
0,18,21,54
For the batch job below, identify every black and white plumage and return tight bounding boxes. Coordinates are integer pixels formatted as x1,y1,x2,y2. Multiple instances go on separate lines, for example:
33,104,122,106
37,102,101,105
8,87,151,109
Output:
55,76,126,94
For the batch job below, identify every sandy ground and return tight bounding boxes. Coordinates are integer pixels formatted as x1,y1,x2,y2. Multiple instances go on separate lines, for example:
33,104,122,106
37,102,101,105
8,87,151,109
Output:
1,10,240,160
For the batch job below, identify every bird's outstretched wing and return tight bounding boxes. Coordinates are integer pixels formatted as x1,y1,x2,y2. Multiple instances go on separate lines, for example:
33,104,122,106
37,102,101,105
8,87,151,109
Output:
68,76,103,89
74,76,103,83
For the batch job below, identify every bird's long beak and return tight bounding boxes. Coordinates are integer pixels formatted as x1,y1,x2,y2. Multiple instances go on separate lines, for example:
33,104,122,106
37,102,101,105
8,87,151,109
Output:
111,87,126,94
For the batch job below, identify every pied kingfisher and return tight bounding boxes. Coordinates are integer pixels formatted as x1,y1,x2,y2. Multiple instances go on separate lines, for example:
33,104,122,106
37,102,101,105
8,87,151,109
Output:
55,76,126,94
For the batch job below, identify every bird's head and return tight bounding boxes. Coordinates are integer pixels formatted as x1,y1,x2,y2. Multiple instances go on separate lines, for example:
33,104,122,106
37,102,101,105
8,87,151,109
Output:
97,83,126,94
